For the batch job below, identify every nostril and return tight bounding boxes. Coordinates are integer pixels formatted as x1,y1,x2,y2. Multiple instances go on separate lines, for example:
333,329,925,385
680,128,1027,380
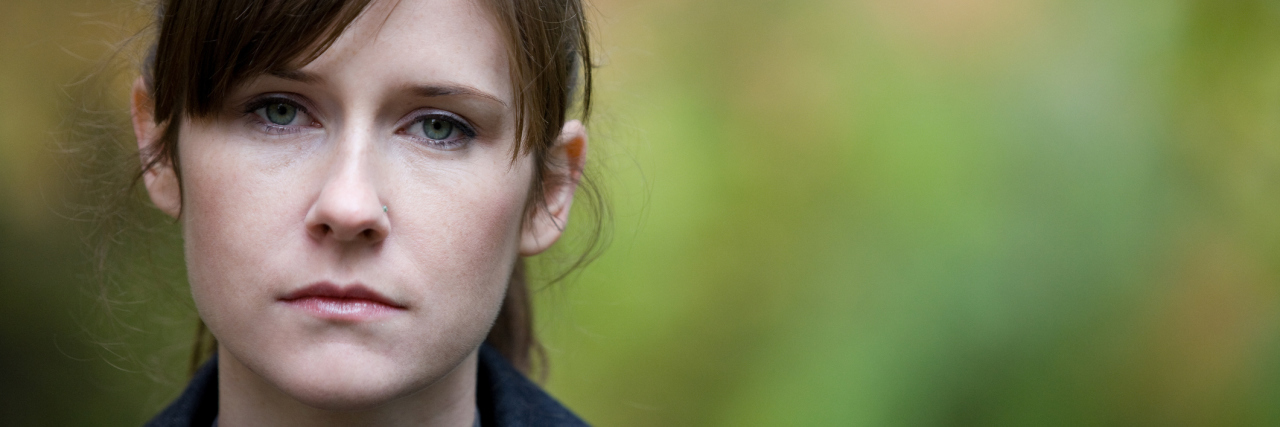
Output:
305,206,387,242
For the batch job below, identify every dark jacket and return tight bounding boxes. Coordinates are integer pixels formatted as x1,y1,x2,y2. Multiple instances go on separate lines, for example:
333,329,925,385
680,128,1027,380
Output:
144,344,588,426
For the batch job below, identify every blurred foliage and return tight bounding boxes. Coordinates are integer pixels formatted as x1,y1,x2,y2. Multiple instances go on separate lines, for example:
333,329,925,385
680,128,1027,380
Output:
3,0,1280,425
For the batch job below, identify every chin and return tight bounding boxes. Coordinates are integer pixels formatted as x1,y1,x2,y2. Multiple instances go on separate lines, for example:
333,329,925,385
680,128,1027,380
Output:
284,382,406,411
273,359,427,411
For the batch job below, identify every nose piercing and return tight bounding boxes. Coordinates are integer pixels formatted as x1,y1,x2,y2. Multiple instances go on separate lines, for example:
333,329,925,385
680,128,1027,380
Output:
382,205,388,213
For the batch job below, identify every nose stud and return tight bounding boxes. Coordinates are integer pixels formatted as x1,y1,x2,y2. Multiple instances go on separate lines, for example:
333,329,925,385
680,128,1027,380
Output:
382,205,388,213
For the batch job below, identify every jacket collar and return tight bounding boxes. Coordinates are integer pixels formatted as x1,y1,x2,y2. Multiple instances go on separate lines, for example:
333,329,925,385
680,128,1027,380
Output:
475,344,588,426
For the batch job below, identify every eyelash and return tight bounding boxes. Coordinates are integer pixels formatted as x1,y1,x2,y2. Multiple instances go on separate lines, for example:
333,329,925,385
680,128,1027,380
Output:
242,95,478,150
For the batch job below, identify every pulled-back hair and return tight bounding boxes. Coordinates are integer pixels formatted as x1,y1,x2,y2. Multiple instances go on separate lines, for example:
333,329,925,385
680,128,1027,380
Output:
139,0,599,374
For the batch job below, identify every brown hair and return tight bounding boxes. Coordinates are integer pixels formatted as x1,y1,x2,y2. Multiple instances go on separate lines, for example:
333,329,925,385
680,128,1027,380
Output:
139,0,599,375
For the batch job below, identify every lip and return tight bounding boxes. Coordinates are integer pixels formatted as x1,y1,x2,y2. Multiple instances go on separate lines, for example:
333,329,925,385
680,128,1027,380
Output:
279,282,406,321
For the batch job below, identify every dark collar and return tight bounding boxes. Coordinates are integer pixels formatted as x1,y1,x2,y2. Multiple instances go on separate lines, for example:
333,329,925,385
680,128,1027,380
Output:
144,354,218,427
145,344,588,427
474,345,588,427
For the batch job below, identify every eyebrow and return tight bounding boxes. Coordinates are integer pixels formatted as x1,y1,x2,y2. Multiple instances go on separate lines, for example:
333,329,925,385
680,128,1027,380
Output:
408,84,507,108
268,69,507,108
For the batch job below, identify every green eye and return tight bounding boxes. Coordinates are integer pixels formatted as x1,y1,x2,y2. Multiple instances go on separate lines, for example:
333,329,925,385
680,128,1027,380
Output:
264,102,297,125
422,118,454,140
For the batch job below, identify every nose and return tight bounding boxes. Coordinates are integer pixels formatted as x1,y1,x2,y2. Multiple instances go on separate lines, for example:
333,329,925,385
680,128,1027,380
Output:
304,142,389,244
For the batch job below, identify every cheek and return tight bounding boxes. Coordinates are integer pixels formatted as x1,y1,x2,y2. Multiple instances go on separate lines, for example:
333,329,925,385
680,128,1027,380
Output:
393,158,534,302
176,125,311,328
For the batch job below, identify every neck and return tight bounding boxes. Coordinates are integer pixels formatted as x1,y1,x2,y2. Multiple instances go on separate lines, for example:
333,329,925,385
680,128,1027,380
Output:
215,347,478,427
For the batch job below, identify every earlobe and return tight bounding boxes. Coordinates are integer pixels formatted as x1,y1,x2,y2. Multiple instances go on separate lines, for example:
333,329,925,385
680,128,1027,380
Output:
132,77,182,218
519,120,588,256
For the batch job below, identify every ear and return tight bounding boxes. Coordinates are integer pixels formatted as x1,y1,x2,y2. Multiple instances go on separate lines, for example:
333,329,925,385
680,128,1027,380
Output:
519,120,588,256
132,77,181,218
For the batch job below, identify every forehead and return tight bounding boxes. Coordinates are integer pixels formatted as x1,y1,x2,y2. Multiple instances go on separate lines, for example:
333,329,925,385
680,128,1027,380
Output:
296,0,511,104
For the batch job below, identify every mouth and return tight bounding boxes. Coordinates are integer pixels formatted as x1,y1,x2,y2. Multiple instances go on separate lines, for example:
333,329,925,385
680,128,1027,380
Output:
279,282,406,321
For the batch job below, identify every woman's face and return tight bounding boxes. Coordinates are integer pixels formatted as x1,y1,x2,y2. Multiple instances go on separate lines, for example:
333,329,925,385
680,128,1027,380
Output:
135,0,580,410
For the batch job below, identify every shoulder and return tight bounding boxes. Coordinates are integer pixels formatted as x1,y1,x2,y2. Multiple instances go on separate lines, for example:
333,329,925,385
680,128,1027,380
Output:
476,344,590,427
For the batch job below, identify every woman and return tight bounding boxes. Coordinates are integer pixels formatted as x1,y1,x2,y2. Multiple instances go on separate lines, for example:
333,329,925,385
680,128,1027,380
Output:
128,0,598,425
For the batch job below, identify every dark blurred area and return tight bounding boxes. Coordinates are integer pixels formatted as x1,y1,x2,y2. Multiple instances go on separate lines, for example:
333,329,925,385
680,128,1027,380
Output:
4,0,1280,425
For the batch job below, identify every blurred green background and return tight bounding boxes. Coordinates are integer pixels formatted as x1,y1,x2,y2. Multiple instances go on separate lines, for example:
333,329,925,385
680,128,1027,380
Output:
4,0,1280,425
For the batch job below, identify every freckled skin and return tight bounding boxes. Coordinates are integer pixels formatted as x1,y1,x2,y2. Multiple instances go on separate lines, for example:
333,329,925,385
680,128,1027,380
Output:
132,0,586,425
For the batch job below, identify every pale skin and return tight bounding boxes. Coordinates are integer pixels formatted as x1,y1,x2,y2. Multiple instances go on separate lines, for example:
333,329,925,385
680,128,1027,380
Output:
130,0,587,425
